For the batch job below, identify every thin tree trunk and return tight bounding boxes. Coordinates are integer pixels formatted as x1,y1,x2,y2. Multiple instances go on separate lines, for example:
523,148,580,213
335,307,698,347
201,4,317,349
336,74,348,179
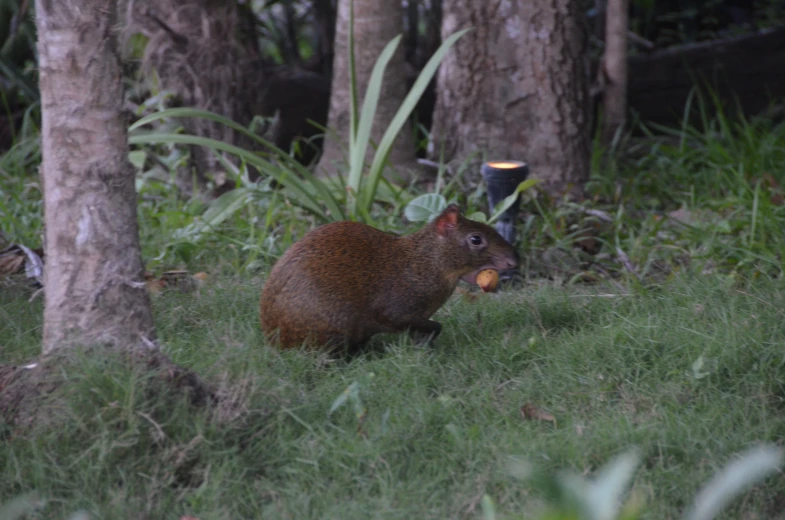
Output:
602,0,628,145
36,0,157,354
430,0,590,196
317,0,419,181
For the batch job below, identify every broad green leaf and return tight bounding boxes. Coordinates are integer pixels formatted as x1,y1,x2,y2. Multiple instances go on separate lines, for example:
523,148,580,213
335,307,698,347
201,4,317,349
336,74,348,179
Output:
128,150,147,169
404,193,447,222
584,449,641,520
692,355,710,379
684,445,783,520
488,178,540,224
467,211,488,223
481,495,496,520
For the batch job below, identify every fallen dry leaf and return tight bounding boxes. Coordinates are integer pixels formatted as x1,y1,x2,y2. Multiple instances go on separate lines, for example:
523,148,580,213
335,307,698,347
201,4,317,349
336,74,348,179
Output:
752,173,785,206
520,403,557,427
144,269,208,294
145,279,166,294
0,251,25,275
0,244,44,283
765,173,785,206
575,221,603,255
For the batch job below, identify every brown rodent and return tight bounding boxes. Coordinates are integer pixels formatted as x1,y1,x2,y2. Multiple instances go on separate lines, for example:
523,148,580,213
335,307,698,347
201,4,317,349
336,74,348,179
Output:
259,204,519,352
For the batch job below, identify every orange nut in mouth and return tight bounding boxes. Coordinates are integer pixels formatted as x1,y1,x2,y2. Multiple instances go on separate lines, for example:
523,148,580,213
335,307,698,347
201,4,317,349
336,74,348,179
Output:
476,269,499,292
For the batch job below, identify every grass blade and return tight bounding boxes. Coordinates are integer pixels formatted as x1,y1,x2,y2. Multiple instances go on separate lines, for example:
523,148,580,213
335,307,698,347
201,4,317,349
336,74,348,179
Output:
360,28,471,214
129,132,331,221
347,35,402,216
488,178,540,224
130,108,343,220
348,0,359,156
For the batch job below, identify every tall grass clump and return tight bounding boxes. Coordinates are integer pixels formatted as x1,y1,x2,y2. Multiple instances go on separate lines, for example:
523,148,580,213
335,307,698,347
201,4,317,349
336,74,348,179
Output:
581,88,785,279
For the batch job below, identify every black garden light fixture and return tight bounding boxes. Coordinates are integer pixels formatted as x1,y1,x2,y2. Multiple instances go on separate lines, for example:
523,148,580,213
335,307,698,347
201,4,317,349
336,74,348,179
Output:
481,160,529,245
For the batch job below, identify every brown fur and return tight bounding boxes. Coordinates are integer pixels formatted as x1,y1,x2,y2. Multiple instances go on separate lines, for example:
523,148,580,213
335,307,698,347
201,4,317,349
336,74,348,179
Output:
259,205,519,351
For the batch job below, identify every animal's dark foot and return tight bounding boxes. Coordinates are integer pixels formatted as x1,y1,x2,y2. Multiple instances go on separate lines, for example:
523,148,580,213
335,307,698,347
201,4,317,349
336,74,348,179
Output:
408,320,442,347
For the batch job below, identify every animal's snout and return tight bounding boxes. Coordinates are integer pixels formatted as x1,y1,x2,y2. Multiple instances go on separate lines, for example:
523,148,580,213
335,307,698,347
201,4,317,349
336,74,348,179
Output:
503,249,520,269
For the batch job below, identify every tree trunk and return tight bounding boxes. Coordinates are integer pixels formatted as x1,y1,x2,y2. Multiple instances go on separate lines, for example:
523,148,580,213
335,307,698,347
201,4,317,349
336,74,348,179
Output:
36,0,157,354
312,0,337,79
125,0,267,197
317,0,419,181
601,0,628,145
430,0,590,196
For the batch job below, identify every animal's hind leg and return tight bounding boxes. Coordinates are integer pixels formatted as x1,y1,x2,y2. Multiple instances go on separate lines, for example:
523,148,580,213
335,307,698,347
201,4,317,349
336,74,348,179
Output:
406,319,442,345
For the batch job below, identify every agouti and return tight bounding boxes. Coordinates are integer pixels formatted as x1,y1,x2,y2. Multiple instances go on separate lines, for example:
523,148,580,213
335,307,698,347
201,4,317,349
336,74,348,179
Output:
259,204,519,352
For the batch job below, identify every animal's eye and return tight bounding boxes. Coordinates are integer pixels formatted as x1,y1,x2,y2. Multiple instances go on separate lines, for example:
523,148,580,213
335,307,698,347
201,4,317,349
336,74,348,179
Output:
469,234,484,246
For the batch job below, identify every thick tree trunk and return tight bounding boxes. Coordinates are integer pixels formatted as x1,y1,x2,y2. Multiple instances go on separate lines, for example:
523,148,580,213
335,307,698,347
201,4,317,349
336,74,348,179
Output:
317,0,419,181
36,0,156,354
430,0,590,195
601,0,628,145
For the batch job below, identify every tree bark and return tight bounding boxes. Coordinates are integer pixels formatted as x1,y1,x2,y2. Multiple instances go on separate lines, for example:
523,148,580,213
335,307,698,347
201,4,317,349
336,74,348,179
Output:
36,0,157,354
430,0,590,195
125,0,267,197
601,0,628,145
311,0,337,78
317,0,419,181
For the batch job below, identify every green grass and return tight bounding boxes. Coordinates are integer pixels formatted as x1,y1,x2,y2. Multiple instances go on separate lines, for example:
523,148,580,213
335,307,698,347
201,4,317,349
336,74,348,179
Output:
2,85,785,519
583,94,785,279
2,274,785,519
4,91,784,283
26,96,785,286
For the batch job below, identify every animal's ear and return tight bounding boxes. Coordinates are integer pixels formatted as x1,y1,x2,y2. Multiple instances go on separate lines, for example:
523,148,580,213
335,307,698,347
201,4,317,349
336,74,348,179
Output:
435,204,460,236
